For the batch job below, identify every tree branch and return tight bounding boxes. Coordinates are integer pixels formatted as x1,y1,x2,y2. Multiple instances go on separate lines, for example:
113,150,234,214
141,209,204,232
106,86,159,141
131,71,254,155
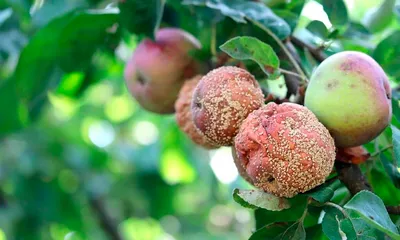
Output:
89,196,123,240
335,161,372,195
386,206,400,215
278,41,305,99
290,36,328,62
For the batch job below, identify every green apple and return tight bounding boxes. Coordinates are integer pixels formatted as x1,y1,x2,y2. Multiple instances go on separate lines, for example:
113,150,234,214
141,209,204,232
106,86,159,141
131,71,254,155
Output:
305,51,392,147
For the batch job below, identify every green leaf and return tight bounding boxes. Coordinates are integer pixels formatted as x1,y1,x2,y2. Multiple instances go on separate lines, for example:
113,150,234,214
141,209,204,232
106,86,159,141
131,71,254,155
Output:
0,7,12,26
342,22,371,40
286,0,306,16
392,97,400,123
118,0,165,39
57,10,119,72
0,80,28,136
367,161,400,206
249,221,305,240
13,9,118,115
362,0,396,33
273,10,299,33
31,0,87,27
183,0,291,39
321,0,349,27
373,31,400,79
327,29,340,39
344,190,400,239
306,20,328,39
322,207,357,240
233,188,290,211
322,206,385,240
13,14,69,106
306,179,341,203
305,225,327,240
279,222,306,240
220,36,280,77
391,125,400,167
380,152,400,188
249,222,293,240
254,196,308,229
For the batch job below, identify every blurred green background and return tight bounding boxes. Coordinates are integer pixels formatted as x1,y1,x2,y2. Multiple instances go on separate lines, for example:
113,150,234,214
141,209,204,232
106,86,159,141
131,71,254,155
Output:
0,0,400,239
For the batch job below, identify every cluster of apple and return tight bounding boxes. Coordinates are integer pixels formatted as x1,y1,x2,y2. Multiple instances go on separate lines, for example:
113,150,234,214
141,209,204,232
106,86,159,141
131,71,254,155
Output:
124,28,392,198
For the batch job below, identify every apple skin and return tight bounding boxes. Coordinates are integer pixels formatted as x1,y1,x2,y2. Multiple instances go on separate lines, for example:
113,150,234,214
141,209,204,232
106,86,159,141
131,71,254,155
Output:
234,102,335,198
124,28,201,114
191,66,264,146
304,51,392,148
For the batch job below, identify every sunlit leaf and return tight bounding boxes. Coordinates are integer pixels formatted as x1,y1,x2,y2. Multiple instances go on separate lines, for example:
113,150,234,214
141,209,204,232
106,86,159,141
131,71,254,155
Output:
306,20,328,39
321,0,349,27
373,31,400,79
233,188,290,211
183,0,291,39
254,196,308,229
220,36,279,77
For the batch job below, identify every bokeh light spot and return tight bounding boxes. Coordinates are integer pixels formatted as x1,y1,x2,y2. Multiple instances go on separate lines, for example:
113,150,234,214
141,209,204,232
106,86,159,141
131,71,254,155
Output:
48,93,79,121
105,95,136,123
302,1,332,28
160,149,196,185
120,218,163,240
85,83,113,106
209,205,234,228
88,121,115,148
50,223,71,240
235,209,251,223
209,147,238,184
132,121,159,145
0,229,6,240
160,215,181,235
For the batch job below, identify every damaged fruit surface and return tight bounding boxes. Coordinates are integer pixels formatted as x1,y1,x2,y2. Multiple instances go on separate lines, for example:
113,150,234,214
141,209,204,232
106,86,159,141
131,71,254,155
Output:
234,102,336,198
175,75,217,149
191,66,264,146
305,51,392,147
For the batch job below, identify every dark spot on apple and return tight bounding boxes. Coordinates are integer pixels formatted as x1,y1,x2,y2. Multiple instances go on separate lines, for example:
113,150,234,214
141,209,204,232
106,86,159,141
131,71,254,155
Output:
326,80,339,90
137,73,146,84
195,101,202,109
350,84,356,88
267,176,275,182
340,58,360,72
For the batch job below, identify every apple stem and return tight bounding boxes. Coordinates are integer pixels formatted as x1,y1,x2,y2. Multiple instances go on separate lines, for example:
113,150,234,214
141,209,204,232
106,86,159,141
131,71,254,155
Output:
279,68,309,83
